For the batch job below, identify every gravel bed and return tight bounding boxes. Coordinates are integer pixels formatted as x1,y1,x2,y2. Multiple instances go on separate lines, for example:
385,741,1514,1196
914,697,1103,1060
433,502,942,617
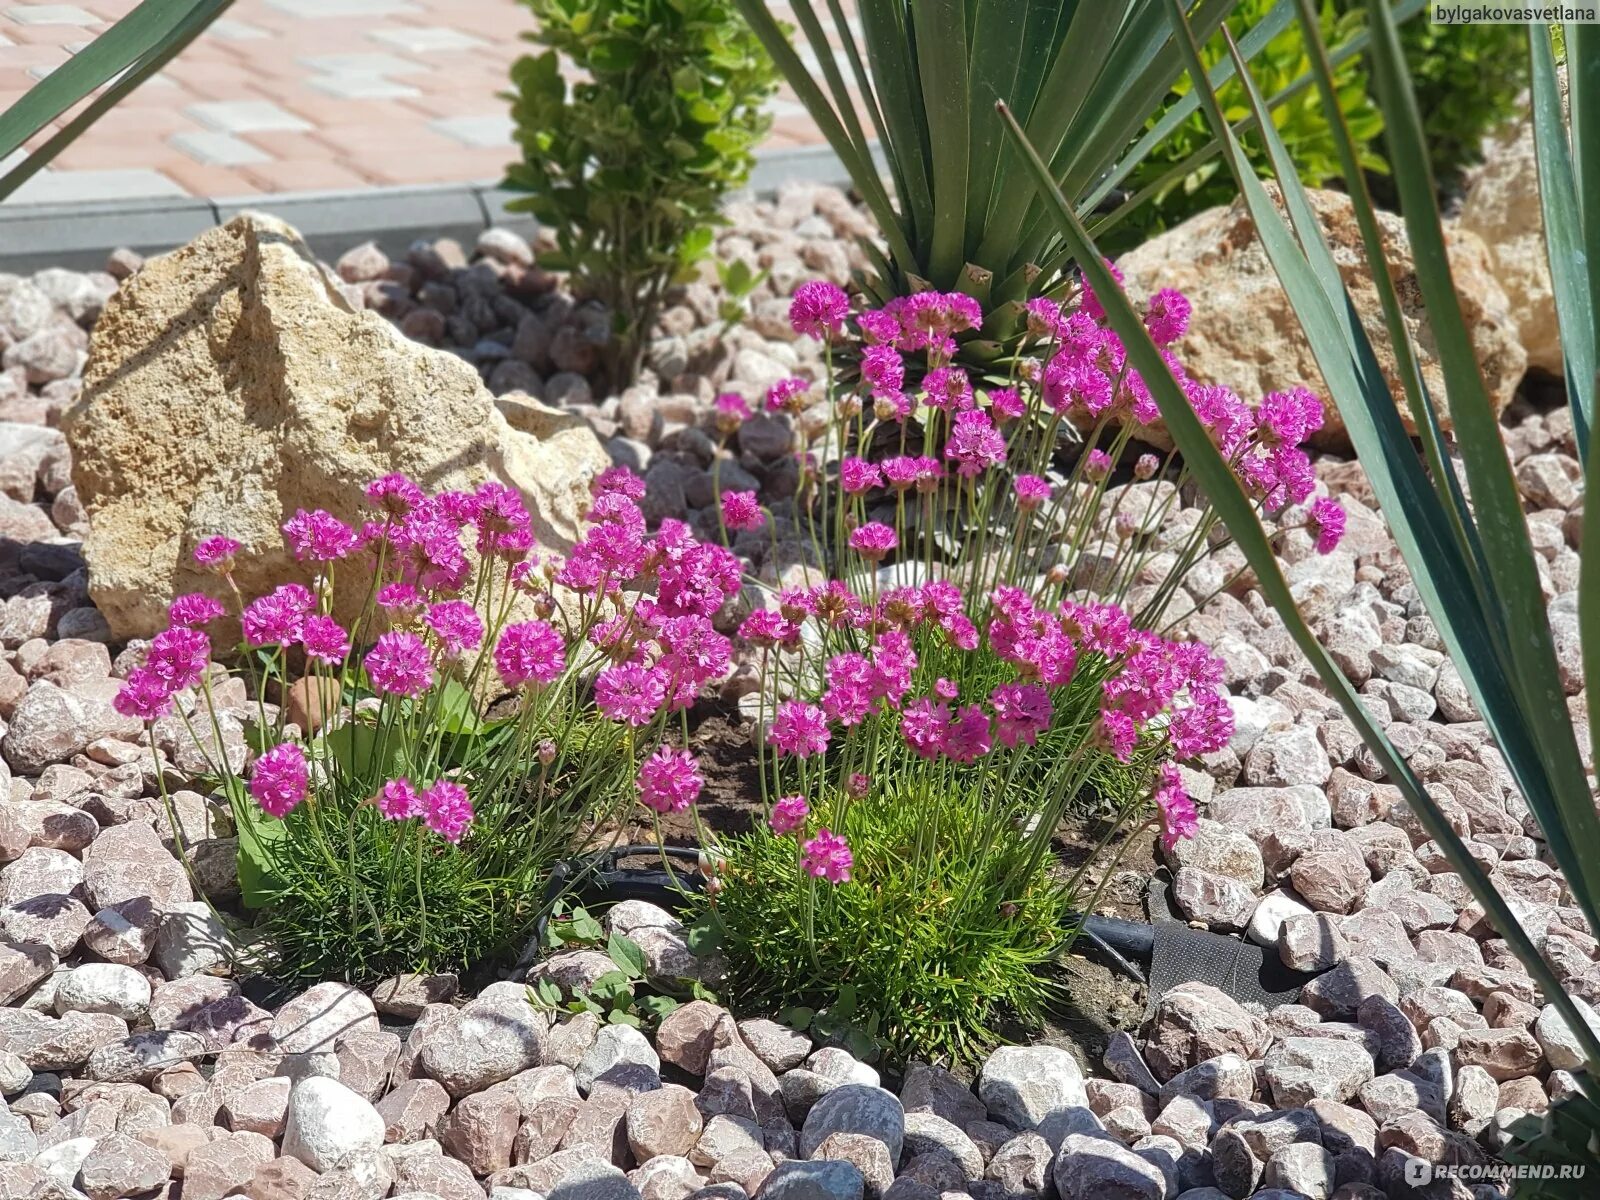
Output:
0,184,1592,1200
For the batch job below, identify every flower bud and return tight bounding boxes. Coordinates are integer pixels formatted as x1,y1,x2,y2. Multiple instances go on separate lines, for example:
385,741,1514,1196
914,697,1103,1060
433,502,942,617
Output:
1134,453,1160,481
538,740,558,765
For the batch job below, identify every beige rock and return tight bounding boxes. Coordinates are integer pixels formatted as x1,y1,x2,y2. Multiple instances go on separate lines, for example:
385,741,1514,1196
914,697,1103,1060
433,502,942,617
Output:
1117,186,1526,448
64,212,608,641
1459,89,1561,374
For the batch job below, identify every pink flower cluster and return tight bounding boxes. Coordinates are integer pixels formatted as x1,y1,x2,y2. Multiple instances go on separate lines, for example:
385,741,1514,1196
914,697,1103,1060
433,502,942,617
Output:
752,572,1231,774
121,466,751,835
637,745,704,815
250,743,308,817
549,473,744,731
766,277,1348,554
113,622,217,723
375,776,475,842
1154,764,1198,853
802,829,853,883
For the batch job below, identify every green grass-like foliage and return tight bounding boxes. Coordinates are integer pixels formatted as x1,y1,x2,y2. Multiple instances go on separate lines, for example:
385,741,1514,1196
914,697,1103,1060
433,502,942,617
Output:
242,708,631,984
704,775,1071,1067
504,0,778,386
729,0,1322,338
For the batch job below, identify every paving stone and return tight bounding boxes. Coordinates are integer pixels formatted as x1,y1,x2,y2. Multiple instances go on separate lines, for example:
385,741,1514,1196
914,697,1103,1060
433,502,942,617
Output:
185,100,313,134
5,6,97,25
169,132,270,167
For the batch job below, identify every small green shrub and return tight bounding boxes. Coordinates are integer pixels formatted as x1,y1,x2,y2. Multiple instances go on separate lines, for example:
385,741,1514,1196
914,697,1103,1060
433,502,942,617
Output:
505,0,778,386
1122,4,1527,242
1385,15,1528,191
243,708,632,984
686,276,1344,1067
704,778,1073,1067
122,468,749,986
1116,0,1382,246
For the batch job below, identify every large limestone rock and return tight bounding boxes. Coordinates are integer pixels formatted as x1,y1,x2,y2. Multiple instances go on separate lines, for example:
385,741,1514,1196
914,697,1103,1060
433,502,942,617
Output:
1118,186,1527,448
1459,90,1561,375
64,213,608,639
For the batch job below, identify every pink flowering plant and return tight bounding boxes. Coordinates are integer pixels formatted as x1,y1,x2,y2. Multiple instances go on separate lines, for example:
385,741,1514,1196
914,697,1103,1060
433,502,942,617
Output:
116,467,744,983
693,276,1347,1063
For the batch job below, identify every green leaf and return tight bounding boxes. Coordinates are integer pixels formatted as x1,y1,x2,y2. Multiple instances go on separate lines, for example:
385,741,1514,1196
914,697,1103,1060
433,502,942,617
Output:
313,720,404,787
677,226,714,269
608,1008,643,1027
915,0,971,284
536,979,564,1008
688,96,725,123
589,36,643,70
228,775,286,910
810,1011,846,1042
569,907,604,944
689,979,719,1003
434,678,483,736
1531,23,1594,460
588,971,634,1002
778,1006,816,1030
843,1027,878,1063
607,931,649,979
637,993,681,1020
719,257,754,293
832,984,857,1020
684,912,723,957
242,720,275,756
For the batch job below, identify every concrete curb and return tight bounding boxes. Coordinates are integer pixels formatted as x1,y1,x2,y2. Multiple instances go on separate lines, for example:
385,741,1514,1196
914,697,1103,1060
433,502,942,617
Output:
0,144,860,274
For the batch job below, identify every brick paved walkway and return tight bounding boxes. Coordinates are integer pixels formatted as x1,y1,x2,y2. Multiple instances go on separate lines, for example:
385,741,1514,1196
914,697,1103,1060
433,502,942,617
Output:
0,0,834,203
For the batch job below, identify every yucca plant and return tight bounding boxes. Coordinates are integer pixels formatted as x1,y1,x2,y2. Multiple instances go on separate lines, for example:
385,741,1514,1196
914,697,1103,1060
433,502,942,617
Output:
0,0,231,201
1001,0,1600,1188
729,0,1425,351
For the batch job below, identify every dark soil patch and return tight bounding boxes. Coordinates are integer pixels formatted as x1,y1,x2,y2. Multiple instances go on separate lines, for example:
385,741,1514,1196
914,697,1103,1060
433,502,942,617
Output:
619,705,764,847
1054,814,1160,926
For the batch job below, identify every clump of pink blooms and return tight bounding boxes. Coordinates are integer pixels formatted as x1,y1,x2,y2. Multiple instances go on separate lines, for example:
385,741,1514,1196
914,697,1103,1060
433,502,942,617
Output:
115,464,746,856
710,271,1350,865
